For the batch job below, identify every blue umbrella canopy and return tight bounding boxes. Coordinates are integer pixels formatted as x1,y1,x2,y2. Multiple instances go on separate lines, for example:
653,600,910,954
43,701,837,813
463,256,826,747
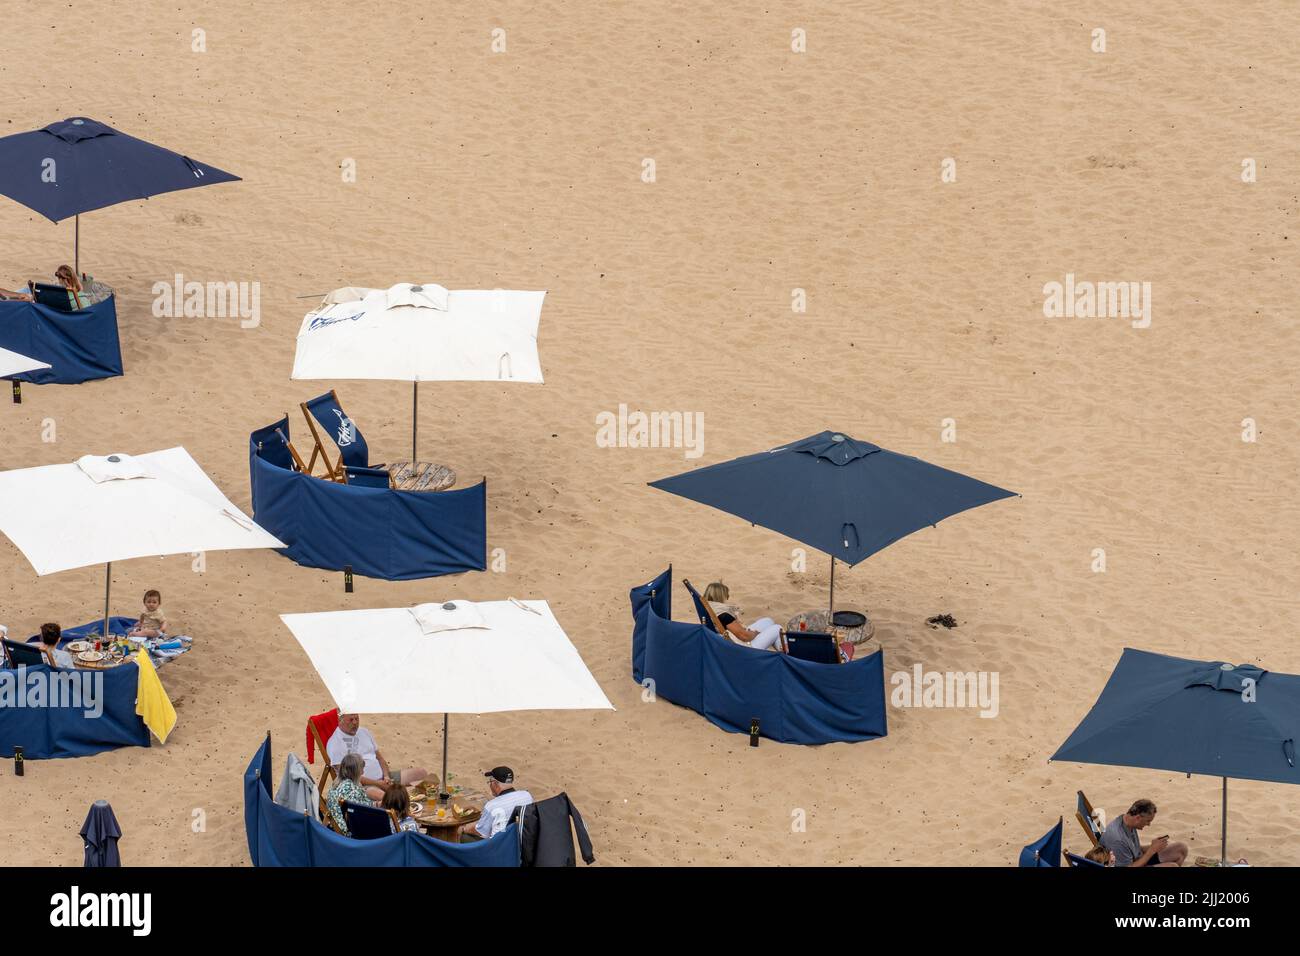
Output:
648,430,1017,566
0,117,239,222
1052,648,1300,863
1051,648,1300,784
1018,817,1062,867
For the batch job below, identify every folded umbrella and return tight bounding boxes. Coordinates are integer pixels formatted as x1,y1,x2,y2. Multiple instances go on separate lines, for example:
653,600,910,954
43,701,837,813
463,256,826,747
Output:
80,799,122,867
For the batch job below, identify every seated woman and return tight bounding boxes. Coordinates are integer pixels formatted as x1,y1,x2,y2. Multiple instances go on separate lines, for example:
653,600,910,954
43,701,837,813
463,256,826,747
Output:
53,265,97,309
325,753,374,836
382,785,421,833
703,582,783,651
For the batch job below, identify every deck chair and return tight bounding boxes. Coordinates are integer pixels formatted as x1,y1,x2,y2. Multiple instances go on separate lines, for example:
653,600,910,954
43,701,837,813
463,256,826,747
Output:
343,802,396,840
1065,851,1106,868
301,390,371,482
1074,791,1104,848
784,631,841,664
2,639,48,668
344,465,393,489
306,710,339,820
30,282,74,311
682,578,759,648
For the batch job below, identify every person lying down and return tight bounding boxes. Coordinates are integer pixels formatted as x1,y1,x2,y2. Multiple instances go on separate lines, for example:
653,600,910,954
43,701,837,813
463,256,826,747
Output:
703,582,783,651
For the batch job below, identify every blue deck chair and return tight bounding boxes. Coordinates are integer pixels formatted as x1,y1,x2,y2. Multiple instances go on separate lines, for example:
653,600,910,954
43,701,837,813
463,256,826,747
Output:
342,801,397,840
785,631,840,664
300,390,371,482
1019,817,1063,867
3,639,50,668
1065,851,1106,868
344,465,392,489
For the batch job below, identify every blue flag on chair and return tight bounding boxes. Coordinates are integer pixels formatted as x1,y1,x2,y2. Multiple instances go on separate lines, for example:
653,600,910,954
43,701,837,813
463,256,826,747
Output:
1019,818,1062,867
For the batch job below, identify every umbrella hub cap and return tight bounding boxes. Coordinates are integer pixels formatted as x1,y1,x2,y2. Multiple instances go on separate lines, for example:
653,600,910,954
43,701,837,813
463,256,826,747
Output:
1188,662,1267,693
43,117,116,142
794,431,882,465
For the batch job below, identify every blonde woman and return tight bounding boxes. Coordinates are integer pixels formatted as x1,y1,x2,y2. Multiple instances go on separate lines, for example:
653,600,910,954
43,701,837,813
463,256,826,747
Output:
54,265,94,309
703,582,783,651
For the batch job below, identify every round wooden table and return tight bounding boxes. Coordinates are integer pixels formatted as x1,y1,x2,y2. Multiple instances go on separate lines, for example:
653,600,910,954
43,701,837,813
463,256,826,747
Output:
415,805,481,843
385,461,456,492
785,609,877,647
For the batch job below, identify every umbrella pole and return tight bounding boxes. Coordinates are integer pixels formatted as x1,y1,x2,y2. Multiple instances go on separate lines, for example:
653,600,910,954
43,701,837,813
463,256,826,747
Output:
102,561,111,640
1221,776,1228,865
439,712,449,805
828,556,836,619
75,214,80,275
412,381,418,463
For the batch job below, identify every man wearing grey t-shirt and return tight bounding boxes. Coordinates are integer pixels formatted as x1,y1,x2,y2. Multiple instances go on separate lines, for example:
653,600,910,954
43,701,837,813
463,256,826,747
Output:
1100,798,1187,867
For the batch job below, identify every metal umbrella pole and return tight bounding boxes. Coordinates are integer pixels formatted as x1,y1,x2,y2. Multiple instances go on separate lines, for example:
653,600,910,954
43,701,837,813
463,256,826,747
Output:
828,556,836,620
101,561,112,640
439,712,450,805
411,380,419,464
74,214,80,275
1220,776,1228,865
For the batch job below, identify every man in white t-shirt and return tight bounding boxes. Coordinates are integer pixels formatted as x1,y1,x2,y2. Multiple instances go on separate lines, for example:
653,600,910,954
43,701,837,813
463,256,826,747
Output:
470,766,533,840
325,713,430,800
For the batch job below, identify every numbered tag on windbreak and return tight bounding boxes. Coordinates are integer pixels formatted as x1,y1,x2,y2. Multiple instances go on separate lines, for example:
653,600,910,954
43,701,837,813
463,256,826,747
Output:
749,718,760,748
11,381,20,404
344,566,354,593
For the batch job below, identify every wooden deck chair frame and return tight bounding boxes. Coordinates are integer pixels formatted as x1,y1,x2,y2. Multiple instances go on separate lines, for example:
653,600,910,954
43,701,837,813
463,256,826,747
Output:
681,578,783,650
275,423,309,473
299,389,347,482
308,719,337,823
1075,790,1102,848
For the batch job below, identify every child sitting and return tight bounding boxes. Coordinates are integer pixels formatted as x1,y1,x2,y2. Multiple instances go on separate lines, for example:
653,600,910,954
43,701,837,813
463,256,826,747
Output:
382,785,422,833
39,623,74,668
128,590,168,639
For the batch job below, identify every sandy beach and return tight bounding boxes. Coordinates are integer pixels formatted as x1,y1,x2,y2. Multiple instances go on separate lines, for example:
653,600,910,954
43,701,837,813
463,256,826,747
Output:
1,1,1298,866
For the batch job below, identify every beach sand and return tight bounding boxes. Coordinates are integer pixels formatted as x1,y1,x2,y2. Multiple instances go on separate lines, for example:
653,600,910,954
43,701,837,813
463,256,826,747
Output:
1,1,1297,865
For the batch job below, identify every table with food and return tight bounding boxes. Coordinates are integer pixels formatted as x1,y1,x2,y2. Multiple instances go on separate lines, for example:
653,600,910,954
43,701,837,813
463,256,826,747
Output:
406,778,482,842
65,634,193,669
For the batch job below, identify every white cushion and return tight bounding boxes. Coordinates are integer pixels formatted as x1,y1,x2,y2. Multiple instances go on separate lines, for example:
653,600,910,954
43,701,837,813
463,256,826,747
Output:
409,600,489,635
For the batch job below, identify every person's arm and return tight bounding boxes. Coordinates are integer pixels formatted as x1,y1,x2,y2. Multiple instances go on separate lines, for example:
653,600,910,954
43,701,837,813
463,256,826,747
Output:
375,749,391,781
1136,836,1168,865
724,620,757,642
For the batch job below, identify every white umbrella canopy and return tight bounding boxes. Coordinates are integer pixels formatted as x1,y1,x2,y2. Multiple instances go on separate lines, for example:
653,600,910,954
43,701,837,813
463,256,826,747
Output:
282,598,613,802
0,447,285,636
0,447,284,575
280,600,612,715
0,345,51,378
291,283,545,383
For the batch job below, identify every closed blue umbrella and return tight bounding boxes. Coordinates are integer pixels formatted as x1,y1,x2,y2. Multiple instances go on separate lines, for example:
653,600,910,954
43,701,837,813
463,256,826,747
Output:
0,116,239,271
649,430,1016,612
1051,648,1300,864
80,799,122,867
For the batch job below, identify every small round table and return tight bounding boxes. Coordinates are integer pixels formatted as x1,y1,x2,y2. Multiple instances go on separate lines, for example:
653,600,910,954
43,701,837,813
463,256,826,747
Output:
785,609,877,647
416,806,481,843
385,461,456,492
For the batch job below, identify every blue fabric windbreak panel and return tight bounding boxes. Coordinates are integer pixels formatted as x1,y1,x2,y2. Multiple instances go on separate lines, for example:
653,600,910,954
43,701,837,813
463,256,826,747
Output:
629,566,672,683
632,568,887,745
0,662,150,758
0,295,123,384
249,419,488,581
1019,818,1063,867
243,736,519,867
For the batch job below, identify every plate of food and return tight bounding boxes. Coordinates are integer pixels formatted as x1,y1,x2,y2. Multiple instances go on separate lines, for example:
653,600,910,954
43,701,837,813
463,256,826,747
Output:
409,801,424,816
77,650,105,663
66,640,93,653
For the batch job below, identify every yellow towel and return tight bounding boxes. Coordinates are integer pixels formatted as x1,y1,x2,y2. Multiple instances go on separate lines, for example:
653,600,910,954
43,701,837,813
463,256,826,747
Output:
135,649,176,744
